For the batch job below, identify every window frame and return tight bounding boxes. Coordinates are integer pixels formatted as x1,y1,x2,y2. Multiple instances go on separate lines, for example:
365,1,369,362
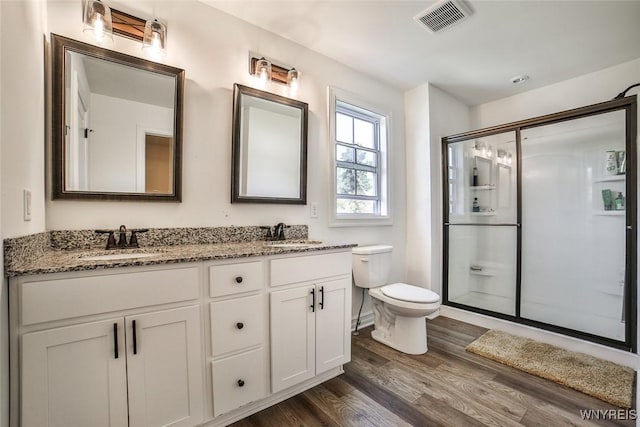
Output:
328,87,392,227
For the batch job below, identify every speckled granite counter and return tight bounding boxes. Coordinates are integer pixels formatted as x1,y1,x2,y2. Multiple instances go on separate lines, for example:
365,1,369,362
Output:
4,225,356,277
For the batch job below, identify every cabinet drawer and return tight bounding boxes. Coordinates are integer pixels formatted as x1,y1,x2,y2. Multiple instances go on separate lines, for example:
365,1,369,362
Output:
209,261,263,298
210,295,265,356
270,251,351,287
21,267,200,325
211,348,267,416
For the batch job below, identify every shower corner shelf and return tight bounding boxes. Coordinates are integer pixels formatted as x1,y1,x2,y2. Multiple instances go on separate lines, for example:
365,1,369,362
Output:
594,175,625,183
594,210,625,216
470,185,496,190
469,269,495,277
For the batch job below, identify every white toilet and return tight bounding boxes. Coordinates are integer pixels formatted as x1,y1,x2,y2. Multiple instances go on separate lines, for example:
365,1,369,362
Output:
352,245,441,355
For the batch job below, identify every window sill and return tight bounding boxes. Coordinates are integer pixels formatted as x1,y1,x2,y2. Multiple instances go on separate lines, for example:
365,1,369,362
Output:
329,216,393,228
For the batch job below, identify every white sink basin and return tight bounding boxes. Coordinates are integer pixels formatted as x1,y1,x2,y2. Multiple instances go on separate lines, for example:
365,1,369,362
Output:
80,253,158,261
264,241,323,249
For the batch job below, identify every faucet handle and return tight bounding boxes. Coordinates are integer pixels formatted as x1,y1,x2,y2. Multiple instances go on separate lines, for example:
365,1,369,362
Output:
95,230,116,250
127,229,149,248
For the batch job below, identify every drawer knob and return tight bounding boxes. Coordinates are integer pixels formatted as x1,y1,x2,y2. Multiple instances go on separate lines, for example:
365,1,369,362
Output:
237,379,245,387
235,276,243,284
236,322,244,330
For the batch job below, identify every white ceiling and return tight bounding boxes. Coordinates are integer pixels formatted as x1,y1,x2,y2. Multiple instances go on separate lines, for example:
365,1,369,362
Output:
204,0,640,106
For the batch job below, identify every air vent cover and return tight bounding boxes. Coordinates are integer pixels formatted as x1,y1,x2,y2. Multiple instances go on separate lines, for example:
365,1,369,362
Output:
414,0,472,33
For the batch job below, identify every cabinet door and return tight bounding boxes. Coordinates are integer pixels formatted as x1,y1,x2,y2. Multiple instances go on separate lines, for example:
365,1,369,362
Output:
270,286,315,393
21,318,128,427
126,305,203,427
315,277,351,374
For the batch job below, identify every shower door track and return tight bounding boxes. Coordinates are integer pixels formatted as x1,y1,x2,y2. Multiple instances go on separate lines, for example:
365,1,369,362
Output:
442,95,638,352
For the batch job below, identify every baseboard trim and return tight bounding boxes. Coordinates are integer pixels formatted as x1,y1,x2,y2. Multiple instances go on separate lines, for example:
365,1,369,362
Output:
352,311,373,331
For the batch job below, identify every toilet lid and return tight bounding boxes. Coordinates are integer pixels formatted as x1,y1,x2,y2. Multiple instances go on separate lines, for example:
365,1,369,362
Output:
381,283,440,303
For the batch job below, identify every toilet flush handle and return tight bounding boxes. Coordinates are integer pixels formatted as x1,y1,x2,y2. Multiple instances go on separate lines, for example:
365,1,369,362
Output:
360,257,369,263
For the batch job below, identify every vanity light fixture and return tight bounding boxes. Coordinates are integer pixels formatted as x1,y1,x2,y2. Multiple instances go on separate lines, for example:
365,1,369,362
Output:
83,0,167,56
142,19,167,57
250,55,301,91
83,0,113,44
287,68,300,93
254,57,272,83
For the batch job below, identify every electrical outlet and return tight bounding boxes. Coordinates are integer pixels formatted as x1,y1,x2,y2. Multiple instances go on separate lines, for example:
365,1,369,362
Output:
23,189,32,221
310,202,319,218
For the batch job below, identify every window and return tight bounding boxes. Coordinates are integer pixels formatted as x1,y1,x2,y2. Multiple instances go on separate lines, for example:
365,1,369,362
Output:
329,87,391,226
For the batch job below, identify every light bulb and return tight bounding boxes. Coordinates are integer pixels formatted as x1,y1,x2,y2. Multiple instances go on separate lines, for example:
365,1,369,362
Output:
151,31,161,53
94,14,104,41
287,68,300,93
259,67,269,81
143,19,166,58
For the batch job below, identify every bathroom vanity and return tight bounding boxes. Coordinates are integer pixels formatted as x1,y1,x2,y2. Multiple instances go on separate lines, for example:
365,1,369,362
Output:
6,228,353,427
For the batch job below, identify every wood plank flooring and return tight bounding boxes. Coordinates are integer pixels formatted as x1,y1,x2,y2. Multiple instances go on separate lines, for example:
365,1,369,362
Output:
232,316,636,426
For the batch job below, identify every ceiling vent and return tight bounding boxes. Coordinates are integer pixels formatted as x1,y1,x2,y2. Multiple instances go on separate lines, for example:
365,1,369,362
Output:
414,0,473,33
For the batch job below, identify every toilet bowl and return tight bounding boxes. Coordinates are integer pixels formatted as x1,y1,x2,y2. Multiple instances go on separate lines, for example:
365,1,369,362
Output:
352,245,441,355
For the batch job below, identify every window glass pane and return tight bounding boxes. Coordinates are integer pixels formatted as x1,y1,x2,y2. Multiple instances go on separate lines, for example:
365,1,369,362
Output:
337,199,376,214
336,113,353,143
356,171,376,196
336,167,355,195
354,119,374,148
356,149,376,167
337,145,355,163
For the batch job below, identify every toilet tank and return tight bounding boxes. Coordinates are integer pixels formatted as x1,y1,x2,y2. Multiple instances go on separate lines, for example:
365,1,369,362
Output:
352,245,393,288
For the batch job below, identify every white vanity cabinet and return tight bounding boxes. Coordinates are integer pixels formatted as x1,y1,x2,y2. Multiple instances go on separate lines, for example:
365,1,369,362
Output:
11,265,204,427
10,246,353,427
269,252,352,393
207,261,268,417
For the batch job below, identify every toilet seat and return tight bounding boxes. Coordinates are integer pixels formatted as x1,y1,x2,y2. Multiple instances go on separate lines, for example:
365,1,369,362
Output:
381,283,440,303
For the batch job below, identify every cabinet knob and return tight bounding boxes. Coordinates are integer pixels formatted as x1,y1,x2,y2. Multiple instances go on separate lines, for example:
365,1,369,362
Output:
237,379,245,387
236,322,244,330
235,276,243,284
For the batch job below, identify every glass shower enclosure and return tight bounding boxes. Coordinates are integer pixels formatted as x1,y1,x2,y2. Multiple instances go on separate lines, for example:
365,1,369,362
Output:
442,96,637,351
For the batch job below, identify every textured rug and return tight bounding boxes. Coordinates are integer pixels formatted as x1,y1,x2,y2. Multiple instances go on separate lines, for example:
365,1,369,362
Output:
466,330,635,408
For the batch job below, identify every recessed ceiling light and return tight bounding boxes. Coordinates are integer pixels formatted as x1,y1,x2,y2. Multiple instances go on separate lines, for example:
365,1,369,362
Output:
510,75,530,84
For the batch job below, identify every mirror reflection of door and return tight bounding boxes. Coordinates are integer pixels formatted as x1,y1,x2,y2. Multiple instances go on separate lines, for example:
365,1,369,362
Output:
144,134,173,193
65,61,91,191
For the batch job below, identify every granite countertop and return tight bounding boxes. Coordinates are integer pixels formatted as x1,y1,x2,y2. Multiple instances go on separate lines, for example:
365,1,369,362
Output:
5,239,355,277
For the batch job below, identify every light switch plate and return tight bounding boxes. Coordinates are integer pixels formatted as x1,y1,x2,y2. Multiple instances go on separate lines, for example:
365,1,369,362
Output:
23,190,32,221
310,202,319,218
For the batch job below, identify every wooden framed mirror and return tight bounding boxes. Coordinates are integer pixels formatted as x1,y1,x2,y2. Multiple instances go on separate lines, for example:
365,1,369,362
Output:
51,33,184,201
231,84,308,204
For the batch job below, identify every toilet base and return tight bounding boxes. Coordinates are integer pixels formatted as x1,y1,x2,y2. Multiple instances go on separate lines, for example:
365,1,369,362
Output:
371,315,428,355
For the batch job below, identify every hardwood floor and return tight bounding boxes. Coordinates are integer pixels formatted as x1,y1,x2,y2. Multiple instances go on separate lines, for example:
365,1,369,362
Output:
232,317,636,426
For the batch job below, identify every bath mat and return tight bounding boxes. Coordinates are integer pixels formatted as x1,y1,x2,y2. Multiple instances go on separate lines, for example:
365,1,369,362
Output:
466,330,635,408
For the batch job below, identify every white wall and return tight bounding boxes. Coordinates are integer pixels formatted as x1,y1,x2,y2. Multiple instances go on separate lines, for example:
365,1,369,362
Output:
427,86,471,296
1,1,47,238
35,1,406,326
1,2,49,426
405,84,431,289
404,85,470,296
44,0,406,258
